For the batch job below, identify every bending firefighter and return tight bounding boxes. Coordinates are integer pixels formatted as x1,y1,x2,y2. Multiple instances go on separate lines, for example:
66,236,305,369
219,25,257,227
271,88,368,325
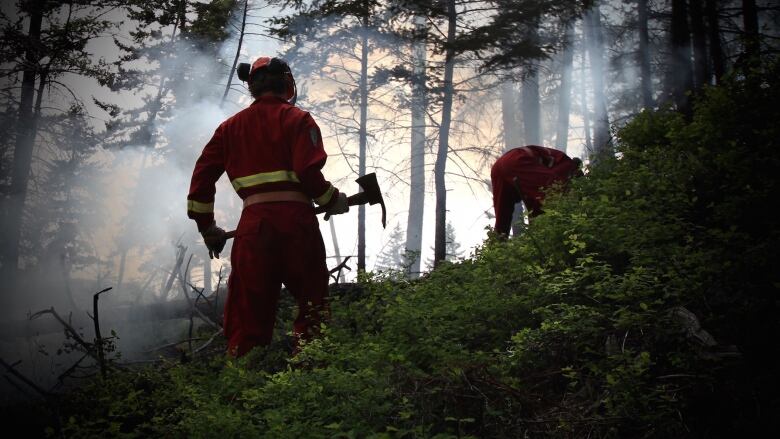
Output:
186,57,349,357
491,145,582,235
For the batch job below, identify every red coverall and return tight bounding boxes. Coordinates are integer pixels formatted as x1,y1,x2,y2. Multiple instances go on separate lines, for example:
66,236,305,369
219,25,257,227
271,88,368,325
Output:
187,95,339,356
491,145,579,235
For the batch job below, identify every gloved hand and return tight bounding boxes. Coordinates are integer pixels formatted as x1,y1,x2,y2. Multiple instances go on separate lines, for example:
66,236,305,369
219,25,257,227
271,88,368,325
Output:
201,223,226,259
324,192,349,221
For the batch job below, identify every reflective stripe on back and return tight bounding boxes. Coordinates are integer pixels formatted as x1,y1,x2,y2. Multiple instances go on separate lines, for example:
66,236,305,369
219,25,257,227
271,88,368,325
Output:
230,170,300,191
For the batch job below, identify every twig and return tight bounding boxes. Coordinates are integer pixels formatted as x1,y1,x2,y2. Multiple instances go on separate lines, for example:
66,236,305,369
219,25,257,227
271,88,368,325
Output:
118,358,164,366
329,255,352,283
91,287,113,378
52,353,89,392
182,254,195,354
162,244,186,299
657,374,703,380
176,254,220,349
214,266,224,321
29,308,96,360
621,329,629,353
194,329,224,355
144,338,207,353
187,281,213,307
187,312,195,355
177,271,220,330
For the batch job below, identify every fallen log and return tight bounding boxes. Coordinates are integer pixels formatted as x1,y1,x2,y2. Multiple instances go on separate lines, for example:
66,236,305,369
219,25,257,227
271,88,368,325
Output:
0,281,363,341
0,298,220,341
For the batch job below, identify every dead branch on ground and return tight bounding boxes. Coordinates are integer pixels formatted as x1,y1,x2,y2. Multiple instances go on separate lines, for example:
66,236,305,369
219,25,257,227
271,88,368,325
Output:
0,358,51,397
29,307,96,360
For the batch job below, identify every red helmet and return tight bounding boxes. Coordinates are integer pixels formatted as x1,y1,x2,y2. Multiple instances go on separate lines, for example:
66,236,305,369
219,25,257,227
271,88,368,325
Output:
237,56,297,104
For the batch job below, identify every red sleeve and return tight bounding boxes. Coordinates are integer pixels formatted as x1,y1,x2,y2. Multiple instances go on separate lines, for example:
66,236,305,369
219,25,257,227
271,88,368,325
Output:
551,159,578,181
187,125,225,232
292,113,339,208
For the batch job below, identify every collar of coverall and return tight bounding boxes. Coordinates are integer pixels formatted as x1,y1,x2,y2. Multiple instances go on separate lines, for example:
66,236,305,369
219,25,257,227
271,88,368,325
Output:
251,94,289,105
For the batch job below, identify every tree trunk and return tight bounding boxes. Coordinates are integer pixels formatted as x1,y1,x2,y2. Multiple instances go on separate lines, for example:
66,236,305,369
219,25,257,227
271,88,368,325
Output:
433,0,456,266
522,66,541,145
117,250,128,290
405,15,426,278
689,0,709,89
328,218,343,282
177,0,187,32
501,82,521,148
357,15,369,272
580,35,593,160
522,20,542,146
555,23,574,152
670,0,694,115
741,0,760,62
2,0,44,288
202,251,212,295
584,5,611,159
221,0,249,106
500,81,525,236
705,0,725,82
116,14,182,290
638,0,654,108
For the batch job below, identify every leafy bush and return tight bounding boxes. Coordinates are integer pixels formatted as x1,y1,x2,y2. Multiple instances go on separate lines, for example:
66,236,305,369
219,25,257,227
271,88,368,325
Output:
30,61,780,438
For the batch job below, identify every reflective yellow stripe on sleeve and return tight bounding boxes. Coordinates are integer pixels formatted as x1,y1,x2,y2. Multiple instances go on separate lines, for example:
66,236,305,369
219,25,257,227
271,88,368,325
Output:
187,199,214,214
313,185,335,206
230,170,300,192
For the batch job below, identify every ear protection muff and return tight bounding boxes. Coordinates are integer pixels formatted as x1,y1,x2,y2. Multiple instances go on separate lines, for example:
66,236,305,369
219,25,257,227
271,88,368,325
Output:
237,62,251,81
271,58,297,105
237,57,297,105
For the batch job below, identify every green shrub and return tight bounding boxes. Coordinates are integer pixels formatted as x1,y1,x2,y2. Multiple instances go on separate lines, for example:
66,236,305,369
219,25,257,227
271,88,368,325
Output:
39,60,779,438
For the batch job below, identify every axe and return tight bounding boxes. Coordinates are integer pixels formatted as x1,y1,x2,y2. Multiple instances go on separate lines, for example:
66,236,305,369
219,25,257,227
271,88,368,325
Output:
222,172,386,240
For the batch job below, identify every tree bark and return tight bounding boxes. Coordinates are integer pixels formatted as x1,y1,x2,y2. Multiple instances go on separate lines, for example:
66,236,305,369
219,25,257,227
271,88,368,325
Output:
405,15,426,278
522,20,542,146
501,82,521,148
522,66,541,145
2,0,44,289
116,12,182,290
221,0,249,106
500,81,525,236
177,0,187,33
328,218,344,282
638,0,654,108
705,0,725,82
555,23,574,152
357,14,369,271
433,0,456,266
689,0,709,89
580,33,593,159
670,0,694,115
584,5,611,159
741,0,760,62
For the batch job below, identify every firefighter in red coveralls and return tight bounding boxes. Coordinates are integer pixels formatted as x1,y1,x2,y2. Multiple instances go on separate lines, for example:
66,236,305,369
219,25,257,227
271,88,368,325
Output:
186,57,349,357
491,145,582,235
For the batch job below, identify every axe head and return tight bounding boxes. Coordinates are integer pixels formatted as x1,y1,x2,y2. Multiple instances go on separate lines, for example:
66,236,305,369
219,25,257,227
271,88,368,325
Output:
355,172,386,228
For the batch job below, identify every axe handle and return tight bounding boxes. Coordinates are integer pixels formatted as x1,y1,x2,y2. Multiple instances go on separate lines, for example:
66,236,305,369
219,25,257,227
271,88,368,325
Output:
223,192,369,240
313,192,368,214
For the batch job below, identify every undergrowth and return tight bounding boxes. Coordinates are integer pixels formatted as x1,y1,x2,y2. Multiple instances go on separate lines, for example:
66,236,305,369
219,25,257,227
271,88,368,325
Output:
10,61,780,438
